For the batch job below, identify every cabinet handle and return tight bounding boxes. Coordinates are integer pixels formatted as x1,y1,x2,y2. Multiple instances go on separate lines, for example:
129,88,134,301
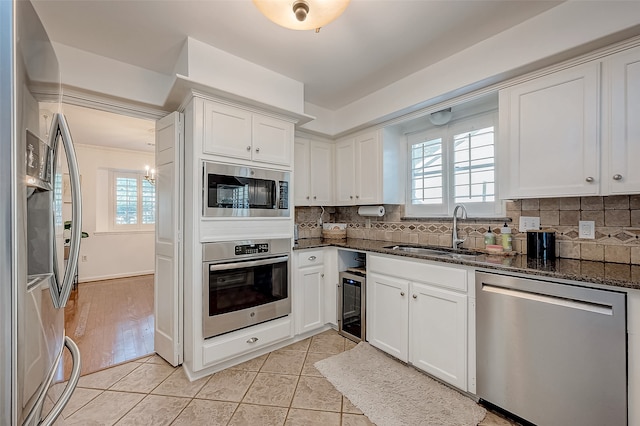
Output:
246,337,259,344
613,174,623,181
246,145,251,151
412,294,418,299
308,255,316,261
255,147,260,153
400,292,405,296
585,177,594,183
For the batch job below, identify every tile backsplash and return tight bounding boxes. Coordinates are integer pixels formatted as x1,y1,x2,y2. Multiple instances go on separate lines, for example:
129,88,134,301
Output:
295,195,640,265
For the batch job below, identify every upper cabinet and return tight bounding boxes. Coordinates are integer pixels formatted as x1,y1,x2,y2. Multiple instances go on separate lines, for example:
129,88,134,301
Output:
499,44,640,199
334,129,403,206
294,137,333,206
604,45,640,195
202,99,293,167
499,62,600,199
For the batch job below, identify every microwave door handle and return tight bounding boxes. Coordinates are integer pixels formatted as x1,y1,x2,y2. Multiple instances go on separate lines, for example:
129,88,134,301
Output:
209,255,289,272
56,113,82,308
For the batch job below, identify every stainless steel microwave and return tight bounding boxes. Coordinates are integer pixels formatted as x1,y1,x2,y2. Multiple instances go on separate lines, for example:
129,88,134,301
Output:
203,162,290,217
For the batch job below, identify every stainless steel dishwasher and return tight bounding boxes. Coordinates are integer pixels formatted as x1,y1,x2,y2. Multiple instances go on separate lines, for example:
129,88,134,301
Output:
476,271,627,426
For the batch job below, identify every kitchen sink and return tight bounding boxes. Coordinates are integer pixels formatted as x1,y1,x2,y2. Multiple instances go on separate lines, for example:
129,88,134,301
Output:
384,245,481,260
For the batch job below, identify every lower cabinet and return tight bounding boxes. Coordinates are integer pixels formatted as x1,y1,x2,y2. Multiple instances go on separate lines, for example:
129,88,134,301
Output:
367,255,469,391
295,249,326,334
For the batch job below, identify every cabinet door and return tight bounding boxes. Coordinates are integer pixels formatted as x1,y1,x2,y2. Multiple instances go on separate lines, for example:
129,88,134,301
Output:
309,141,333,205
409,282,467,390
334,139,357,205
203,101,252,160
607,46,640,194
297,264,325,334
500,62,600,198
367,272,409,362
294,138,311,206
355,131,381,205
252,114,293,166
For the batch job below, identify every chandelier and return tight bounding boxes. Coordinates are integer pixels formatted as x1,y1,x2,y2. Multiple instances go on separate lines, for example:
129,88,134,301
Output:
144,165,156,185
253,0,350,33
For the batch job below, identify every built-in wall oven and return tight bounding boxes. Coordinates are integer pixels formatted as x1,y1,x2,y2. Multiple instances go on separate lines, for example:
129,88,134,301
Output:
203,162,290,217
202,239,291,339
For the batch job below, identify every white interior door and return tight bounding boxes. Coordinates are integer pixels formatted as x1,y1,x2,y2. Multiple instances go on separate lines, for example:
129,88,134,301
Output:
154,112,183,366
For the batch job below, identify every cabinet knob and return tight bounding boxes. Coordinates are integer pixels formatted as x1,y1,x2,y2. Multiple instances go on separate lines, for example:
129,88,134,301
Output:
356,195,359,199
613,174,623,181
255,147,260,153
306,196,310,200
400,292,405,296
308,255,316,261
321,273,325,278
313,196,317,199
412,294,418,299
246,337,259,344
350,195,353,199
585,177,594,183
246,145,251,151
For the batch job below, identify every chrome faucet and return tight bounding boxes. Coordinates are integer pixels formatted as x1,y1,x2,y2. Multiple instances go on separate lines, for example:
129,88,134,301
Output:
452,204,468,249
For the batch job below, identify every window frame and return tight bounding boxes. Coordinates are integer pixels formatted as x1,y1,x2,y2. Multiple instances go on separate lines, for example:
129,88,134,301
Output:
109,170,155,231
405,111,502,218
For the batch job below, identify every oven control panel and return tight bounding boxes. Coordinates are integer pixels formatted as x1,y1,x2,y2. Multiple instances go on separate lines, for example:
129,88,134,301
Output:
235,243,269,256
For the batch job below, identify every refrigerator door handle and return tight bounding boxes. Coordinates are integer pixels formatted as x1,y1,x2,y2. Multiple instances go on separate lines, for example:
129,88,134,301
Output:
39,337,82,426
54,113,82,308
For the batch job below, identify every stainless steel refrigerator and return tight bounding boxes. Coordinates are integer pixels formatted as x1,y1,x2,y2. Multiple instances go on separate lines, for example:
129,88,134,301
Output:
1,1,82,424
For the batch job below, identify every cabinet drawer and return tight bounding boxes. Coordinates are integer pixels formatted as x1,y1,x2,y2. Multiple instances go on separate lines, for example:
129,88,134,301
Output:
369,255,467,292
202,316,292,365
297,249,324,268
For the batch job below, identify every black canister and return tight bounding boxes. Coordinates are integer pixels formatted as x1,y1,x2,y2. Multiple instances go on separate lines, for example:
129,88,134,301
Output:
527,231,556,259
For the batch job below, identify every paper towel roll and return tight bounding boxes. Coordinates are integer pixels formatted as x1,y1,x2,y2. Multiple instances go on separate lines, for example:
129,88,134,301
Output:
358,205,385,217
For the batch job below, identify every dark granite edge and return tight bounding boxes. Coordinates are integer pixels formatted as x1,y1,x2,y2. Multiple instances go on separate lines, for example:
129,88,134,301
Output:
293,238,640,290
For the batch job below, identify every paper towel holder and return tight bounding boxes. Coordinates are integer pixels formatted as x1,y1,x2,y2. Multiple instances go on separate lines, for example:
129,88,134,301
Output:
358,205,385,217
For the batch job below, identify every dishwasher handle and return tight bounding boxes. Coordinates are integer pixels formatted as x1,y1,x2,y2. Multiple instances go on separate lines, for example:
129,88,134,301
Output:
481,283,614,316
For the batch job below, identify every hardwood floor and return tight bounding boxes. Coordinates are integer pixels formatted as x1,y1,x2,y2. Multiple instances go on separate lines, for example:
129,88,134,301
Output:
63,274,154,378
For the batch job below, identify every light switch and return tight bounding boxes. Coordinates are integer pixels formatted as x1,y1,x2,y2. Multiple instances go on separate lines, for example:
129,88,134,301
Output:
519,216,541,232
579,221,595,239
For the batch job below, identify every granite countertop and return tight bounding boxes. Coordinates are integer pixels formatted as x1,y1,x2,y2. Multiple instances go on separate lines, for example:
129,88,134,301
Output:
293,238,640,291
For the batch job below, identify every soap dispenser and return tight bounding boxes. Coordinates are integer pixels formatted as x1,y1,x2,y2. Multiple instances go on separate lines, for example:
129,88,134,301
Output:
501,222,512,252
484,227,496,246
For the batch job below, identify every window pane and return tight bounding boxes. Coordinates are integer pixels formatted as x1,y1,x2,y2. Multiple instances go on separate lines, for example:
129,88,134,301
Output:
411,138,443,206
115,177,138,224
142,179,155,224
452,127,495,204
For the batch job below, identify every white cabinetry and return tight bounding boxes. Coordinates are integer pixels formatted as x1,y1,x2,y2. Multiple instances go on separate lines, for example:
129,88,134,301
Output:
500,44,640,199
295,249,326,334
294,138,333,206
334,129,402,205
499,62,600,199
604,45,640,194
367,255,470,391
202,99,293,166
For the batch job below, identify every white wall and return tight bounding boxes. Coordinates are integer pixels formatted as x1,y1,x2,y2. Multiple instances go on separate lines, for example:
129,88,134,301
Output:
74,144,155,282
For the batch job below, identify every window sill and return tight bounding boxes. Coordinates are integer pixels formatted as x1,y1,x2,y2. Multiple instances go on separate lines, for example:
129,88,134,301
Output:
401,216,512,223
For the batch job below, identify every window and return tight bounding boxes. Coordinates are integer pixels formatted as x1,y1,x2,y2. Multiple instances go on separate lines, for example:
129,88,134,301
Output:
406,112,500,217
111,171,155,229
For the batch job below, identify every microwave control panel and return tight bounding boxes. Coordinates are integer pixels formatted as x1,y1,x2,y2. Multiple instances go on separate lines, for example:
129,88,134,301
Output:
235,243,269,256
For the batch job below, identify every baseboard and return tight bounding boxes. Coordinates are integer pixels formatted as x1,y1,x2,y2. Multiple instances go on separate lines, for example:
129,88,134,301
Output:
79,270,154,283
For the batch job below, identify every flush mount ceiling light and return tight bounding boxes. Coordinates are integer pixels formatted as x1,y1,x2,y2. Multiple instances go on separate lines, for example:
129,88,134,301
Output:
429,108,453,126
253,0,350,33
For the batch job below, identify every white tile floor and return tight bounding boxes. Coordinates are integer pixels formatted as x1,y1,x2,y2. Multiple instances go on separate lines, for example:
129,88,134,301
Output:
48,330,514,425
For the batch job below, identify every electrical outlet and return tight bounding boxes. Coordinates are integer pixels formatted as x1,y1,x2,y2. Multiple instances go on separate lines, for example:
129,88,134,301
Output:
579,221,595,239
519,216,541,232
81,255,87,262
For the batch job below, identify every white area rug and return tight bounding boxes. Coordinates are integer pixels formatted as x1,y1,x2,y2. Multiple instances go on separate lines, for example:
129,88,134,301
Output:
315,342,486,426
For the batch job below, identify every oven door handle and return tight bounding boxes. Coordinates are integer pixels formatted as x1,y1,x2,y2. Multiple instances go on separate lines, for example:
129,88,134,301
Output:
209,255,289,272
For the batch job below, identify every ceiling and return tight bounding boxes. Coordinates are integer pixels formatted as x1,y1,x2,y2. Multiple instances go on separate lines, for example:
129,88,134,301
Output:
31,0,562,152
